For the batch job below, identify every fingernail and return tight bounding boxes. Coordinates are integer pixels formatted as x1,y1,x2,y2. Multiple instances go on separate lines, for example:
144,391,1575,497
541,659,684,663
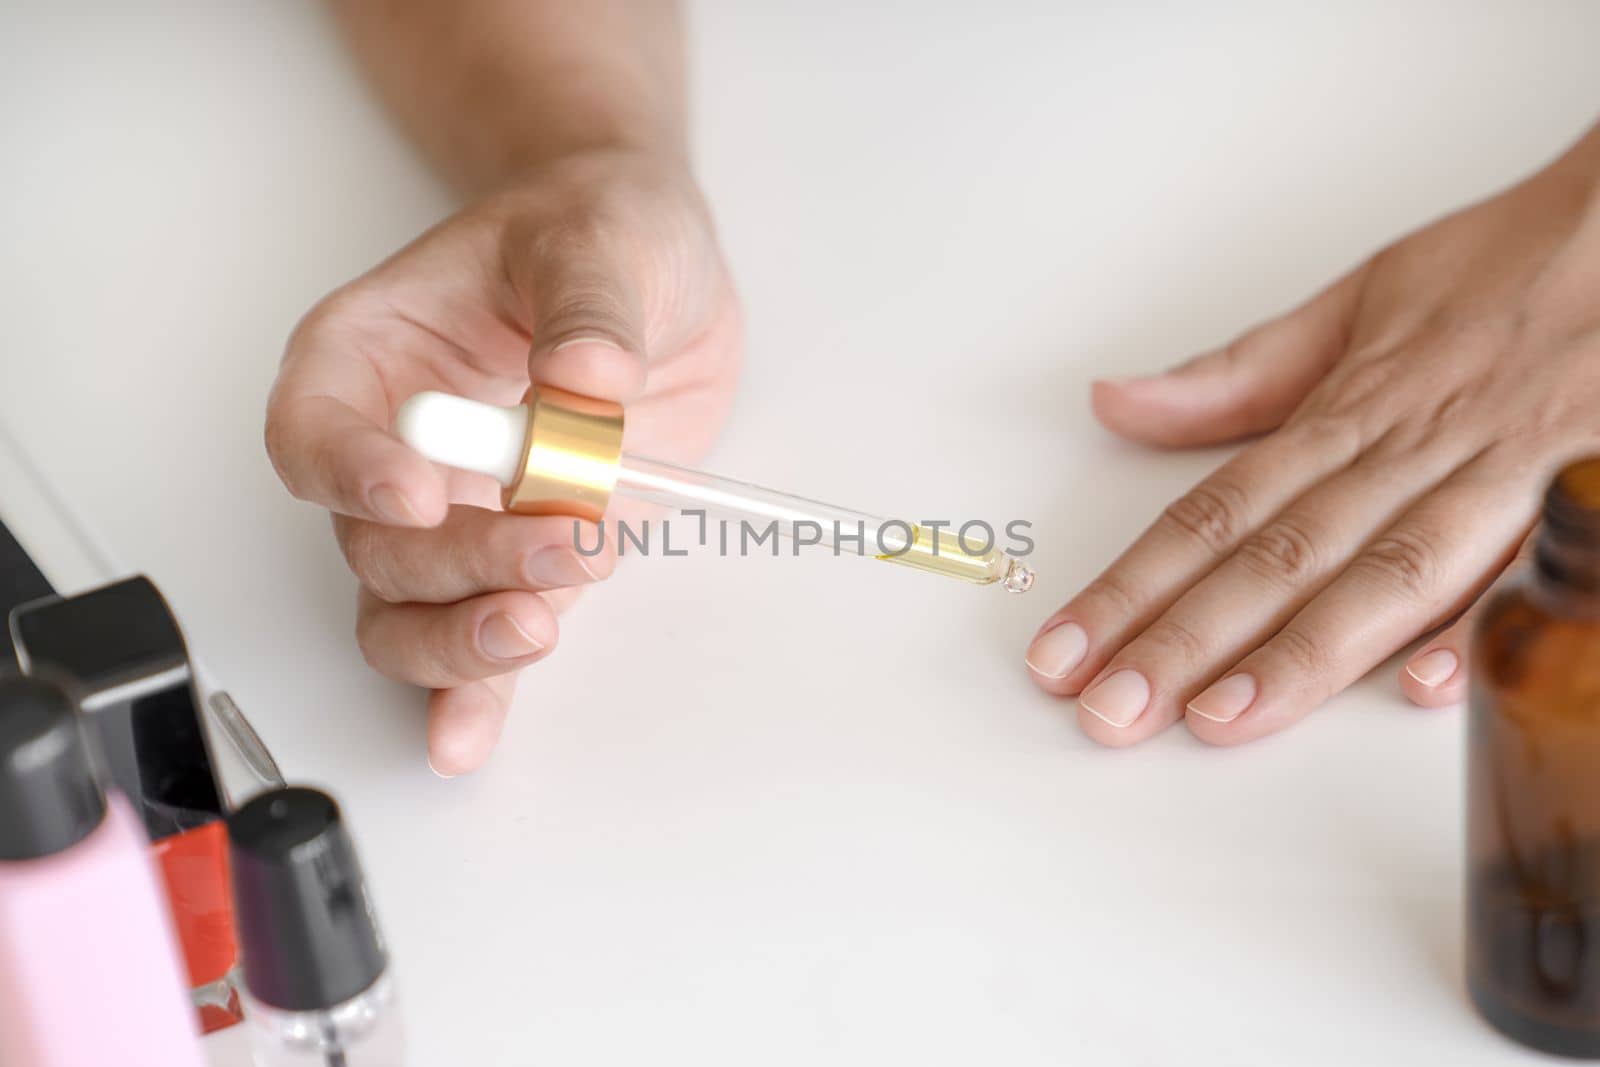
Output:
1096,371,1163,387
478,613,544,661
1406,648,1459,688
1025,622,1089,679
369,484,422,525
426,755,456,780
550,336,623,354
1079,669,1150,728
525,546,601,588
1188,673,1258,724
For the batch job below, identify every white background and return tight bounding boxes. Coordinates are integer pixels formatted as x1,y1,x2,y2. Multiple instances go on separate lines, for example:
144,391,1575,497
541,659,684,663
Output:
4,3,1600,1064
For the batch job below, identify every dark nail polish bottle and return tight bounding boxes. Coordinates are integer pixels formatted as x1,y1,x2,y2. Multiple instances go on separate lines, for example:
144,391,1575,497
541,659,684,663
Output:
1468,456,1600,1056
229,786,404,1066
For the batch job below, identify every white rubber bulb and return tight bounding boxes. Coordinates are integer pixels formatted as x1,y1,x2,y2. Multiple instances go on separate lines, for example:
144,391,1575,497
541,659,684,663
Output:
393,391,528,487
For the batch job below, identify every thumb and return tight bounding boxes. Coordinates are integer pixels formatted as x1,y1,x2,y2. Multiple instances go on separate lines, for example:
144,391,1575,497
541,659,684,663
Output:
511,222,650,404
1092,264,1368,449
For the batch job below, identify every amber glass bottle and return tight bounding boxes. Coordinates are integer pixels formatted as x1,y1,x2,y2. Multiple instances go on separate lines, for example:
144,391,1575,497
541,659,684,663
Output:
1468,457,1600,1056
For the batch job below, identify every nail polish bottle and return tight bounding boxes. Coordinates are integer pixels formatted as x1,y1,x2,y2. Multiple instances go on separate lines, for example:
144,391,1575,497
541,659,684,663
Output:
229,786,405,1066
1468,456,1600,1056
10,576,244,1032
0,676,206,1067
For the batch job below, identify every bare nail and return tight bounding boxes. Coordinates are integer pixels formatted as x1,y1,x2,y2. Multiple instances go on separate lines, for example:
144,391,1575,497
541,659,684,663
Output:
1025,622,1089,680
525,547,601,588
1188,673,1258,724
1406,648,1459,688
369,484,422,525
550,336,623,354
1079,669,1150,728
478,613,544,661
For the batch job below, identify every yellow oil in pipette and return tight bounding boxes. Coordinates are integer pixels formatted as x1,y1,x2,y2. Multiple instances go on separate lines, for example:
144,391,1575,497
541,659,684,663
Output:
877,525,1035,592
395,391,1039,593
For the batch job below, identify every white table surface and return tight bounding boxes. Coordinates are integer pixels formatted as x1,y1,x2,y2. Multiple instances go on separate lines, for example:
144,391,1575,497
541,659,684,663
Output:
5,3,1600,1064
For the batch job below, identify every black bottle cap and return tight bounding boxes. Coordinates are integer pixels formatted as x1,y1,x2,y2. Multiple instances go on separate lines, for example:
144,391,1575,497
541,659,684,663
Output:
228,786,388,1011
11,576,226,841
0,675,106,860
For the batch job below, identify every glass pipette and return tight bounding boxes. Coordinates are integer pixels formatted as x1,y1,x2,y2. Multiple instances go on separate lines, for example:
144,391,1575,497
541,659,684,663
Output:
394,389,1035,593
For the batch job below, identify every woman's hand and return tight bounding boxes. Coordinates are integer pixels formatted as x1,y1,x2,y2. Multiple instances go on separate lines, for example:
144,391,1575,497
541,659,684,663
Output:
265,149,741,774
1027,122,1600,746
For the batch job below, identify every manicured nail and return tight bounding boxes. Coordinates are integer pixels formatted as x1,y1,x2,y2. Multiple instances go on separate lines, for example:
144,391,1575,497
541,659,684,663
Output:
1096,370,1165,387
1406,648,1459,688
478,613,544,661
1079,669,1150,728
426,755,456,780
1025,622,1089,679
1188,673,1258,724
369,484,422,525
525,546,601,588
550,336,623,354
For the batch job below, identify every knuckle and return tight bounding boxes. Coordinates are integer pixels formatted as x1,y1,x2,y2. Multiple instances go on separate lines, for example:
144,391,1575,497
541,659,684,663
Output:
423,624,464,683
1235,515,1323,587
1420,386,1477,436
1278,409,1365,460
1358,421,1423,463
356,602,456,685
1160,479,1251,554
1499,415,1565,452
1323,354,1400,413
1080,569,1140,619
458,536,498,594
1272,626,1330,677
1141,616,1210,666
340,521,404,603
1433,314,1519,362
1491,376,1592,449
1354,528,1442,601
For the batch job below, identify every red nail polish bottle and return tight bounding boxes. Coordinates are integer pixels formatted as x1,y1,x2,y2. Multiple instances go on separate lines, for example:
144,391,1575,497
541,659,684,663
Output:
11,577,244,1033
1468,457,1600,1056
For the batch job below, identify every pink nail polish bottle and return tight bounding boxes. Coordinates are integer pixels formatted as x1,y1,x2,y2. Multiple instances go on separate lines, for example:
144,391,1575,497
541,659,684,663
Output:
0,676,207,1067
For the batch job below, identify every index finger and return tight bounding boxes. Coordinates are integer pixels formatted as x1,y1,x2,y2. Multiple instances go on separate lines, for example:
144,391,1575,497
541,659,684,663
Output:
265,305,450,526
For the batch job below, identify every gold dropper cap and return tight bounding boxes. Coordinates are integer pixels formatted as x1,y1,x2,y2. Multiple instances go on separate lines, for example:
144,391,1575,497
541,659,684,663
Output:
503,386,625,522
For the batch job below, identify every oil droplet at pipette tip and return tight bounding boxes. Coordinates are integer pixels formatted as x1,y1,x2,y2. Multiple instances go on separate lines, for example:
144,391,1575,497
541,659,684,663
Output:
1001,558,1036,594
